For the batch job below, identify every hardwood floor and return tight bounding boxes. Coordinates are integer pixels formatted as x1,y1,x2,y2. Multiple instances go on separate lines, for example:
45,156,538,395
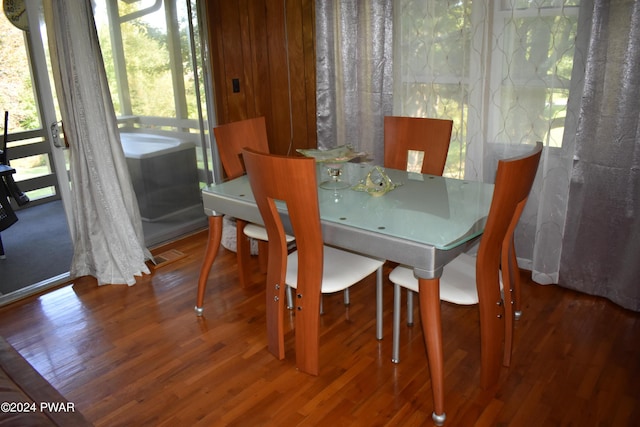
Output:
0,229,638,426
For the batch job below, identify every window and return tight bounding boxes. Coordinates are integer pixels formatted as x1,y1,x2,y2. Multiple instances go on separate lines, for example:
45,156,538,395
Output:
93,0,211,184
490,0,579,148
395,0,580,178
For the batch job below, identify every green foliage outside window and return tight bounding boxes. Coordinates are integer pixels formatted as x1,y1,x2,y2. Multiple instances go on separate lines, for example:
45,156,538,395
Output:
96,0,201,124
0,14,40,132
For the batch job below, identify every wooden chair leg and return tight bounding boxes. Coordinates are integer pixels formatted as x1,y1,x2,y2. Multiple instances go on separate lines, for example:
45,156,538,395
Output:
265,251,286,362
502,252,514,367
476,267,505,390
502,202,526,366
257,240,268,273
502,235,519,367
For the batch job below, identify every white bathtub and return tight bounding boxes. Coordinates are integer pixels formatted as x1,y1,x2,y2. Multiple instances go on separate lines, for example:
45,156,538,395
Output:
120,132,196,159
120,132,201,221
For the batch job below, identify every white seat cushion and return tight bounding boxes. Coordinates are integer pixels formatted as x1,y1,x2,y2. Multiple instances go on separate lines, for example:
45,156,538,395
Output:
389,252,502,305
243,223,295,243
286,246,384,294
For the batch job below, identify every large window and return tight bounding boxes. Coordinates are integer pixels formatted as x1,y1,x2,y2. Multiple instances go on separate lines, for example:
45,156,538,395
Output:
395,0,580,178
93,0,211,183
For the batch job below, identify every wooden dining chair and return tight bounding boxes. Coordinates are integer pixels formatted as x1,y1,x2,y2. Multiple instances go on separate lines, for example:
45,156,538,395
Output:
389,142,542,376
242,147,385,375
383,115,453,348
384,116,454,176
213,117,293,288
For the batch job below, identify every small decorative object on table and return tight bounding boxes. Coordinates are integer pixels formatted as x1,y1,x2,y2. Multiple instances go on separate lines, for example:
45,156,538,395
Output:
297,145,368,190
352,166,402,197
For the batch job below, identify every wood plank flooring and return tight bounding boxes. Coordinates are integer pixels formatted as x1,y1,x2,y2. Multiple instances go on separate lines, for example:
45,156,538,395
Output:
0,229,639,426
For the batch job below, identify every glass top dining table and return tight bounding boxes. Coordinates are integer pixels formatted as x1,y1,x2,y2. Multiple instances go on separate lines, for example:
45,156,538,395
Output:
195,163,495,425
201,163,493,277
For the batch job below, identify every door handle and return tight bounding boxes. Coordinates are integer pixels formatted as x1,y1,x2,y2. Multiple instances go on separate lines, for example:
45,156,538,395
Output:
50,121,66,148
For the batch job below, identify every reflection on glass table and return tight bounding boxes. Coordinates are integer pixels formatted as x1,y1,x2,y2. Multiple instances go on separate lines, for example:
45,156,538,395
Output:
319,162,351,190
296,145,368,191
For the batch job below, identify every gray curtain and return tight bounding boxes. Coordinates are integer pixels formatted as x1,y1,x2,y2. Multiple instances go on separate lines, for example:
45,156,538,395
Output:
315,0,394,164
560,0,640,311
44,0,152,286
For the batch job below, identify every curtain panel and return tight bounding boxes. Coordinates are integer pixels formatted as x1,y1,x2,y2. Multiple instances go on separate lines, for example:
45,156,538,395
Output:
559,0,640,311
393,1,584,286
317,0,639,310
315,0,394,164
44,0,152,286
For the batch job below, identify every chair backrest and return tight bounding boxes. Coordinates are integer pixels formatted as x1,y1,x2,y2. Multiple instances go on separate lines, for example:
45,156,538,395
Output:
383,116,453,176
242,147,323,359
213,117,269,180
478,141,542,278
475,141,542,383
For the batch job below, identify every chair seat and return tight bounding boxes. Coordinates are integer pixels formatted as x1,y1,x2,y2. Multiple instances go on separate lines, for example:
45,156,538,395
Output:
286,245,384,294
389,252,501,365
244,223,295,243
389,252,502,305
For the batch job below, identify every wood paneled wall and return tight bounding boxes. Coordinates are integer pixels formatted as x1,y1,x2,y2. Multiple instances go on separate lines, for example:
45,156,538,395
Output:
205,0,317,155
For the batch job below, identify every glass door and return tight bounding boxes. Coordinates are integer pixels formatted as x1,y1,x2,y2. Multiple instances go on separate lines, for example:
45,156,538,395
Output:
0,1,74,303
1,0,216,304
92,0,213,247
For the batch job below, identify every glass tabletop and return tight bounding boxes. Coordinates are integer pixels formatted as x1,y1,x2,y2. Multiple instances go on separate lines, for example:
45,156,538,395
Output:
202,163,494,251
318,163,494,250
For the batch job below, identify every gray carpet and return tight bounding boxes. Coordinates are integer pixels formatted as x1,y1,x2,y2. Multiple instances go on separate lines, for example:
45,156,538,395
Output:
0,200,73,294
0,199,208,296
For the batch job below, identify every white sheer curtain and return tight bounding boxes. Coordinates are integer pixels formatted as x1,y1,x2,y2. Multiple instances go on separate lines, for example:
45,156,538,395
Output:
318,0,640,310
392,0,582,285
44,0,152,286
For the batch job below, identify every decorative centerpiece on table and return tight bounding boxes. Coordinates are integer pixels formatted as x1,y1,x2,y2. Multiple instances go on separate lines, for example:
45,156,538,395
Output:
351,165,402,197
297,145,368,190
